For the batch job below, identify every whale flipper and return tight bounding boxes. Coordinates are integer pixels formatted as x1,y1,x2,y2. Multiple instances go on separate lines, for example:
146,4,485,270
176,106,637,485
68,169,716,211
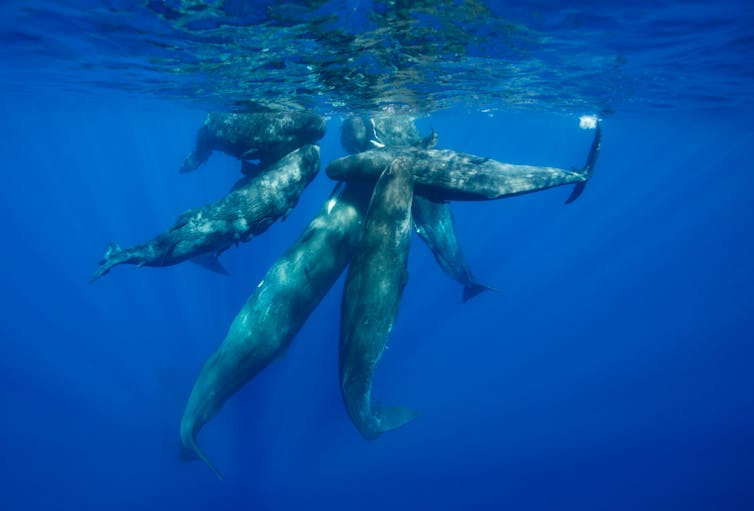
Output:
189,253,229,275
179,146,211,174
565,122,602,204
419,128,438,149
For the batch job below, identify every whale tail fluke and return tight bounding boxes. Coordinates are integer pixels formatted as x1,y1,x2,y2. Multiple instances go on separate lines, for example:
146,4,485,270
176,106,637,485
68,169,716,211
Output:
358,406,421,440
89,243,127,283
462,281,497,303
565,122,602,204
180,435,224,481
377,406,421,435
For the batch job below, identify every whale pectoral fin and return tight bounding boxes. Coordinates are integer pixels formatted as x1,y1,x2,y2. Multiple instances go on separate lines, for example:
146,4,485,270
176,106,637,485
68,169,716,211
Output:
172,208,199,231
179,145,212,174
419,128,439,149
190,253,230,275
462,281,497,303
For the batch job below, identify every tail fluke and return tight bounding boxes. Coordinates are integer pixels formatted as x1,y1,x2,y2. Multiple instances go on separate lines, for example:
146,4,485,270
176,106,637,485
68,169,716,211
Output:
377,406,421,435
462,281,497,303
89,243,125,283
180,435,224,481
357,406,421,440
565,122,602,204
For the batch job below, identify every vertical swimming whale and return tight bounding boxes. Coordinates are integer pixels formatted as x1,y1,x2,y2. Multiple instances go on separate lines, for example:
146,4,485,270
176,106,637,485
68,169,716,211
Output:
412,196,495,302
179,182,373,478
339,157,419,440
341,115,489,301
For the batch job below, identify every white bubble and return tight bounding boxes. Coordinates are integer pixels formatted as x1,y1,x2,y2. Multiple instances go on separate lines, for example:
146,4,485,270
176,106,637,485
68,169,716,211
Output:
579,115,599,130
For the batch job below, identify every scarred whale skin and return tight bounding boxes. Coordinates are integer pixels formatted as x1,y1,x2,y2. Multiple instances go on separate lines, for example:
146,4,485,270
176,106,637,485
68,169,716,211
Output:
341,115,436,153
179,182,373,478
327,126,601,202
91,145,319,282
339,157,419,440
180,111,326,174
341,115,488,301
411,195,494,302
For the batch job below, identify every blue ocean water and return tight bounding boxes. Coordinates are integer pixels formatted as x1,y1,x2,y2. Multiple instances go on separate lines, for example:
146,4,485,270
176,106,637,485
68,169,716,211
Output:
1,1,753,510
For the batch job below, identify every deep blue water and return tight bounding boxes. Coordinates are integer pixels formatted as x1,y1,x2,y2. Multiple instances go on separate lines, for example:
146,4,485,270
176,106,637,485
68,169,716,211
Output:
2,2,754,510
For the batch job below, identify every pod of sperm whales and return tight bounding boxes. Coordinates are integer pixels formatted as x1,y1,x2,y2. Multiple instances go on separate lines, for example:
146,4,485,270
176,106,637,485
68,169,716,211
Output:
179,182,374,478
179,111,326,174
339,157,419,440
412,196,495,302
341,115,490,301
327,124,602,203
90,145,319,282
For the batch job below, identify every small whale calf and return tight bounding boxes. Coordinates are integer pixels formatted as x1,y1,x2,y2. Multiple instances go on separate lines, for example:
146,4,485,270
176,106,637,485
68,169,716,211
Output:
91,145,319,282
180,111,326,174
339,157,420,439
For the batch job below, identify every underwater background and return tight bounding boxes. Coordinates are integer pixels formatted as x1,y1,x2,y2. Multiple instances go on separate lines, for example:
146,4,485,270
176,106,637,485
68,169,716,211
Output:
1,1,753,510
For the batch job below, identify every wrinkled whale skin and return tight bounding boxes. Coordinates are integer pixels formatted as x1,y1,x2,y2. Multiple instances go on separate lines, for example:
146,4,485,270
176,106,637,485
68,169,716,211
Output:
179,182,373,478
339,157,419,440
341,115,488,301
91,145,320,282
181,111,326,174
327,126,601,202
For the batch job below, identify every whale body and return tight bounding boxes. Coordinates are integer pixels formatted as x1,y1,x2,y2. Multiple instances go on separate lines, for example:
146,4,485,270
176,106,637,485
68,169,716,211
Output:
339,157,419,440
91,145,320,282
180,111,326,174
179,182,373,478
